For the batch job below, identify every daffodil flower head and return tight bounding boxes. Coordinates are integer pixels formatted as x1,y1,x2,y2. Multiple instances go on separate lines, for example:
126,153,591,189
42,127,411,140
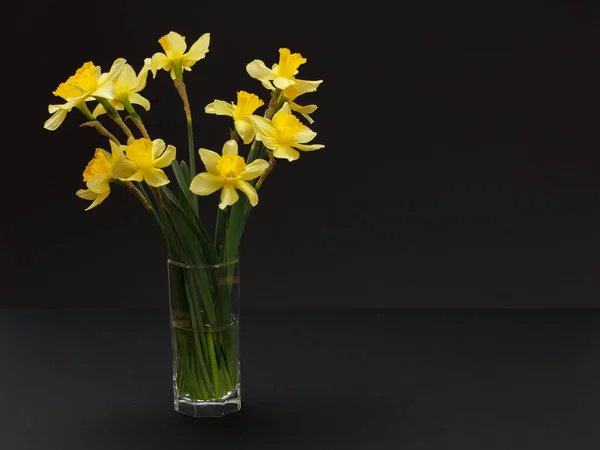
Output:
205,91,265,144
44,58,126,131
247,48,318,91
247,103,324,161
76,144,119,210
93,60,152,116
150,31,210,80
190,140,269,209
111,138,176,187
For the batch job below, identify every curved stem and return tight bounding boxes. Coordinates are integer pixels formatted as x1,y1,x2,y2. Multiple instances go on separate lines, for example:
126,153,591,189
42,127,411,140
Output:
255,150,276,191
80,121,120,146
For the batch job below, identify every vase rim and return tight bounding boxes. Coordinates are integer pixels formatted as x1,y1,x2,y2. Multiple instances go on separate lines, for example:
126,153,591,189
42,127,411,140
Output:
168,258,239,269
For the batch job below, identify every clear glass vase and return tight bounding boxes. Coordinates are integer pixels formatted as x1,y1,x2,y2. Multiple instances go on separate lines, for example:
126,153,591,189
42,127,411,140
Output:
168,258,241,418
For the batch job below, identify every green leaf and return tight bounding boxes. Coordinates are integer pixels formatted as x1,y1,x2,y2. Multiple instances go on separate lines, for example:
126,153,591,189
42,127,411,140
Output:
180,161,191,184
161,187,219,266
171,160,197,216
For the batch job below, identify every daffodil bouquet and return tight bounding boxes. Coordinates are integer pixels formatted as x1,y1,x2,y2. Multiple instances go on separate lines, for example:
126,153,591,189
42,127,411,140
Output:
44,31,324,417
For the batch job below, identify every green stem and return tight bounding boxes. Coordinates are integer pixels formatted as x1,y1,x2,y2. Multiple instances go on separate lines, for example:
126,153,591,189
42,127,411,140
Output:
77,103,96,121
122,99,151,139
215,207,228,260
173,76,198,215
186,119,195,177
97,98,135,140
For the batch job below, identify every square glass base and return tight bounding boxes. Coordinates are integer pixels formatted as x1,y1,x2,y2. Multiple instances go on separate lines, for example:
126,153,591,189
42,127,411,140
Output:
174,386,241,418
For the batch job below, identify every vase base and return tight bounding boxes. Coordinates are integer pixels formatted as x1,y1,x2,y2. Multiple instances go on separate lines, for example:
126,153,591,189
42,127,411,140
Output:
174,387,241,418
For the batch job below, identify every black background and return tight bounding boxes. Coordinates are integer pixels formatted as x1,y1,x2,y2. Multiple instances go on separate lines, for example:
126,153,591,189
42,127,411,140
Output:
3,1,600,307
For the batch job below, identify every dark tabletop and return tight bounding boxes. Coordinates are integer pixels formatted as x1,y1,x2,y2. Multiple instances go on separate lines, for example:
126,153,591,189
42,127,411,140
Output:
1,309,599,449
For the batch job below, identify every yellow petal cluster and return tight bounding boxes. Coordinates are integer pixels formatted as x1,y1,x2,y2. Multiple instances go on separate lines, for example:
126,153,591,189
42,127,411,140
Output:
150,31,210,79
246,48,322,123
76,144,119,210
112,138,176,187
205,91,264,144
190,140,269,209
93,60,152,116
248,103,324,161
45,58,126,131
246,48,308,90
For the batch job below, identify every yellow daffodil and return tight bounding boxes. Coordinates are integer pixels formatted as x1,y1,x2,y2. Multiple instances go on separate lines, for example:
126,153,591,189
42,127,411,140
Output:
112,138,176,187
150,31,210,80
190,140,269,209
93,60,152,116
44,58,126,131
205,91,264,144
247,103,324,161
247,48,319,91
76,142,121,210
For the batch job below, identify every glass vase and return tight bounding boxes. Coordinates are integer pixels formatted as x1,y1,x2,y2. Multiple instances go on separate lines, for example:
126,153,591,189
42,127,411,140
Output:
167,258,241,418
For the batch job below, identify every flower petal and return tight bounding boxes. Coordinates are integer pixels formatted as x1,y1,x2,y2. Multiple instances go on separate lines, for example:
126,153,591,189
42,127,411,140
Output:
290,101,317,124
153,144,176,168
273,102,292,120
133,59,151,92
199,149,221,174
222,139,238,156
77,189,108,211
273,77,295,90
190,172,225,196
107,58,127,81
118,64,137,89
143,167,170,187
150,53,170,77
182,33,210,66
151,139,166,159
290,101,317,114
99,148,113,164
43,109,67,131
205,100,235,116
125,170,144,182
293,127,317,144
128,93,151,111
111,154,138,179
273,145,300,161
219,184,239,209
234,120,255,144
87,173,111,194
246,60,275,81
92,82,115,99
261,80,276,90
109,140,126,159
241,159,269,181
294,143,324,151
291,78,323,94
92,103,106,116
76,189,97,201
85,193,109,211
235,180,259,206
247,115,276,140
48,104,66,113
260,135,279,150
166,32,187,57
